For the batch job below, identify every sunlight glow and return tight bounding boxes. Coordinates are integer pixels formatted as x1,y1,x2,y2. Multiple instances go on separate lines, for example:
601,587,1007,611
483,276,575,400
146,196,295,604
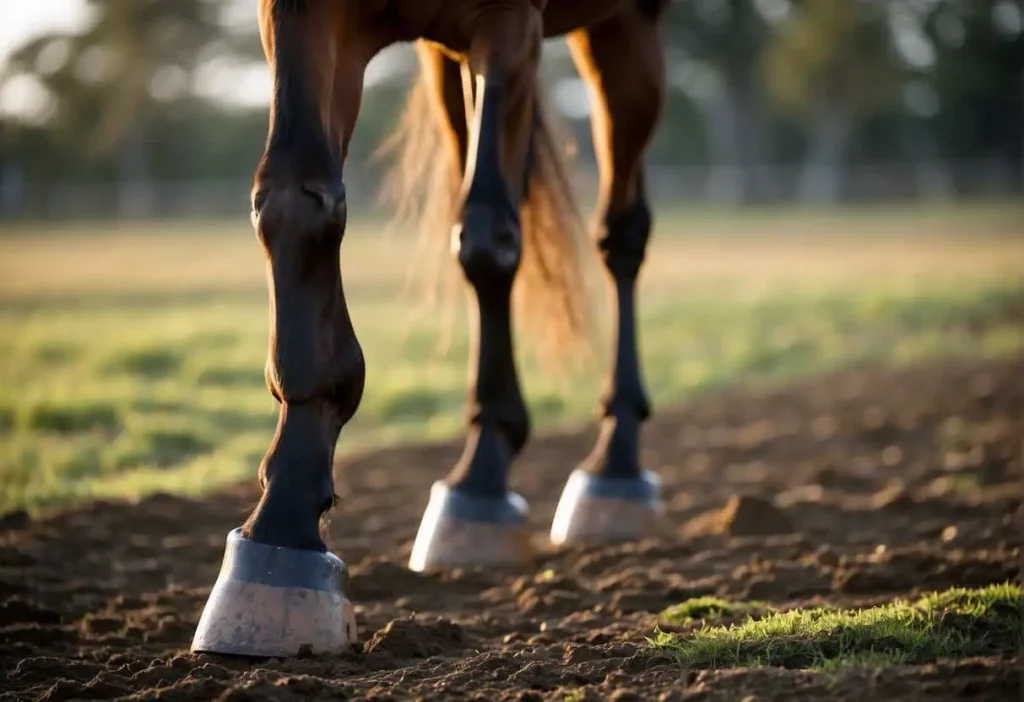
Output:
0,0,92,66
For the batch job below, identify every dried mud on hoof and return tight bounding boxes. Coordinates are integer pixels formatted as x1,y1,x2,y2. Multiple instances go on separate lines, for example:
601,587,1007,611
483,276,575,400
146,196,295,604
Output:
1,357,1022,700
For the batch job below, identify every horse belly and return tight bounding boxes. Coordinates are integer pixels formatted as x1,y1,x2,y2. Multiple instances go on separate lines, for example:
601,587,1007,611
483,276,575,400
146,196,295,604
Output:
542,0,630,37
405,0,631,54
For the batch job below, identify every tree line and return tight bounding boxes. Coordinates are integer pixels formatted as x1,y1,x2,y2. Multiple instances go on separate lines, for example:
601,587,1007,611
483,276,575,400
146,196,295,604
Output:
0,0,1020,217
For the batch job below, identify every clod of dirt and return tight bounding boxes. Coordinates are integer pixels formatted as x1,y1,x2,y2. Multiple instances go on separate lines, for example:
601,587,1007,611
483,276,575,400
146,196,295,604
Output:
0,509,31,531
609,589,674,615
513,571,594,616
742,577,783,600
78,613,125,637
0,548,37,567
815,466,878,492
871,482,914,510
685,495,795,537
562,643,606,665
0,598,62,626
808,546,841,568
363,616,466,659
347,558,428,600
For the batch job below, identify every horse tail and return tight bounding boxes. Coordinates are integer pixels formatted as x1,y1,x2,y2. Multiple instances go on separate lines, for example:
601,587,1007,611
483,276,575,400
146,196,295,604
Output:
376,68,462,322
515,80,597,368
378,60,596,371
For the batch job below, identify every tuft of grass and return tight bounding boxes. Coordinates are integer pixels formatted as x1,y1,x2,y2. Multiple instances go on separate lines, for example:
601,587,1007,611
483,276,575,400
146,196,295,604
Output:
20,400,122,435
661,596,772,624
650,583,1023,670
917,582,1022,626
105,347,182,379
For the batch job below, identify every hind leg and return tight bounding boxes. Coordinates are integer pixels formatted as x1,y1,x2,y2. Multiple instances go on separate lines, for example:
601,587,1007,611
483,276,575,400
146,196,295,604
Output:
550,6,667,546
408,16,542,572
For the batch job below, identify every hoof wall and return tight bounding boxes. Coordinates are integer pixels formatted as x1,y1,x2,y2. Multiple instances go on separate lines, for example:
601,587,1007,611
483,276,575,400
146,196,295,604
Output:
191,528,356,658
408,481,531,572
550,468,663,546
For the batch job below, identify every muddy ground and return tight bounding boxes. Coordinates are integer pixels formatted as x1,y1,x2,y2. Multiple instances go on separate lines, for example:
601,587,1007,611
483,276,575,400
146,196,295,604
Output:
1,357,1022,700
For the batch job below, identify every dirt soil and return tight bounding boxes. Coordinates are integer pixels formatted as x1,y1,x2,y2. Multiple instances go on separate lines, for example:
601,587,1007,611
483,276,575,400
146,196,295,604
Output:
2,357,1022,701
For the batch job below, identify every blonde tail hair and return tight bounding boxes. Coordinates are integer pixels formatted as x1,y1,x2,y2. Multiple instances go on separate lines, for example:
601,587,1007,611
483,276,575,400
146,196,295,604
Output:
377,58,597,371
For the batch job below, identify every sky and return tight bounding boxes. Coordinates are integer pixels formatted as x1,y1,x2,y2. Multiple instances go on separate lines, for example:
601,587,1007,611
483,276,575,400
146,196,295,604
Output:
0,0,90,119
0,0,421,120
0,0,257,60
0,0,92,64
0,0,277,118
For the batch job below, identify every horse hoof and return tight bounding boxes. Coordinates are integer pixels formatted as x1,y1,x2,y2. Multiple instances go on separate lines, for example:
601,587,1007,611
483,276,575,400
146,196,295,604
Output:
408,481,532,572
549,468,663,546
191,528,356,658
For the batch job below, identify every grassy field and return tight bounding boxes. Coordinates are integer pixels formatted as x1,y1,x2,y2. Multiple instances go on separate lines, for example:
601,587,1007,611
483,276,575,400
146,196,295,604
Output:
652,582,1021,670
1,202,1022,514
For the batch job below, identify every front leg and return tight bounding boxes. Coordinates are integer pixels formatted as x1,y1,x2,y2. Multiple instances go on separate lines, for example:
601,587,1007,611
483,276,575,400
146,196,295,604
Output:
191,0,385,658
408,20,541,573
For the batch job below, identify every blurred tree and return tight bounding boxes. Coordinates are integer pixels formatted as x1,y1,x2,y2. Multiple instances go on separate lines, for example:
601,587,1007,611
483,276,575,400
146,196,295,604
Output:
664,0,777,203
1,0,250,214
917,0,1023,193
763,0,899,203
0,0,1019,217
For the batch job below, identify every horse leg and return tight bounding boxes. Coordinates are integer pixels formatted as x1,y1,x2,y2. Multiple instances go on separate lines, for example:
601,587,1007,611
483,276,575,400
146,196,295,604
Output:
192,0,388,657
550,6,667,546
408,14,542,572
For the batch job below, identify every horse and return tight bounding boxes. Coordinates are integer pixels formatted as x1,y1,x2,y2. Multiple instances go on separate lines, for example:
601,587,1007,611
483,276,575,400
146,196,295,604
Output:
191,0,670,659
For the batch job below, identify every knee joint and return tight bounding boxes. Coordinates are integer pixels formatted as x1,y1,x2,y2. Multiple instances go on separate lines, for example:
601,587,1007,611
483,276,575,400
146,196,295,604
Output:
598,198,652,279
454,200,522,289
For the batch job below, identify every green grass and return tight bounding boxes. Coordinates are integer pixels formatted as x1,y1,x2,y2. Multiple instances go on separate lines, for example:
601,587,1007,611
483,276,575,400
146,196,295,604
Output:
1,203,1023,513
650,582,1023,670
661,596,772,624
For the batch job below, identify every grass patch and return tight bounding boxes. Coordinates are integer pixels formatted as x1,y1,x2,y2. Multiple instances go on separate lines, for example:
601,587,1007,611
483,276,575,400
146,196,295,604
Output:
650,582,1023,670
1,205,1023,513
20,400,122,435
661,597,773,624
0,405,15,432
194,365,265,388
105,347,183,379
